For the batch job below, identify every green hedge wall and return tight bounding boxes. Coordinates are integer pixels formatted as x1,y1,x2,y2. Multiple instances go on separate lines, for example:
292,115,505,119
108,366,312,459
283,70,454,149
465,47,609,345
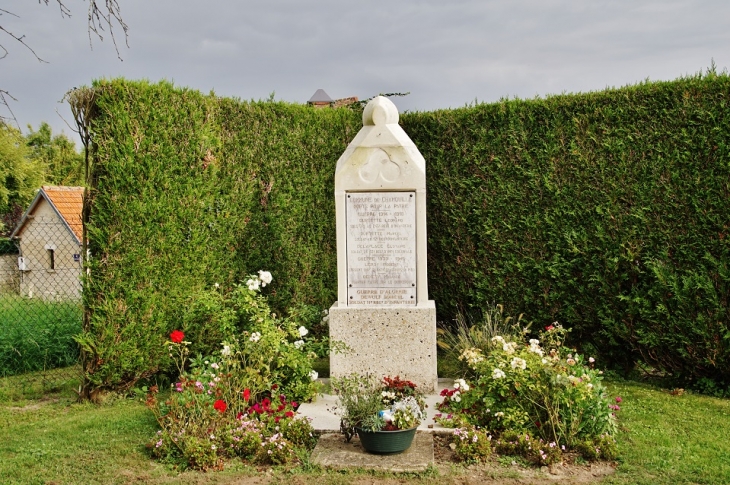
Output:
77,79,360,393
404,72,730,383
76,73,730,394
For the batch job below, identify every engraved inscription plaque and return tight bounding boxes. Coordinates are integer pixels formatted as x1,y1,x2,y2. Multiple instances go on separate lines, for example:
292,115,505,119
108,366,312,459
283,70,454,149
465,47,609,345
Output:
346,191,416,306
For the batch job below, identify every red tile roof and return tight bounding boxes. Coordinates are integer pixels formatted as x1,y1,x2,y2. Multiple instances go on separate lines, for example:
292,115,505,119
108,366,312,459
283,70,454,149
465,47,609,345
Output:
11,186,85,243
42,186,84,242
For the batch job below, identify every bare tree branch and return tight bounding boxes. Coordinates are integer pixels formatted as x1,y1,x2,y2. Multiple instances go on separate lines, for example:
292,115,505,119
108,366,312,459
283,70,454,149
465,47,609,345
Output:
39,1,72,19
88,0,129,61
1,1,129,126
0,25,49,63
0,89,18,125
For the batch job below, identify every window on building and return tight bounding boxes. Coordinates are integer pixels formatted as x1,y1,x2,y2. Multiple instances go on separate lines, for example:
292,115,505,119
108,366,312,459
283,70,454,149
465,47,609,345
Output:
47,249,55,270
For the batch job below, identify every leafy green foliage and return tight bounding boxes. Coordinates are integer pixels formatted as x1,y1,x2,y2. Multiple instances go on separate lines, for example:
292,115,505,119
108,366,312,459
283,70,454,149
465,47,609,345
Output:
437,325,618,455
25,122,84,186
0,124,44,232
437,304,527,378
451,425,493,464
76,79,358,396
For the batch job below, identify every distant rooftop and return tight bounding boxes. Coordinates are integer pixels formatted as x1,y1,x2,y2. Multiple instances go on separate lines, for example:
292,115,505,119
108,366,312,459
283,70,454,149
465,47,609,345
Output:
307,89,358,108
308,89,333,104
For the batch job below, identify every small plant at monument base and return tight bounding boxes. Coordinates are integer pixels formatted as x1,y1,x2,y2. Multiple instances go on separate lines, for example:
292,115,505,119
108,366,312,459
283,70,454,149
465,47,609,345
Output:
493,431,563,466
451,425,493,464
331,374,425,441
435,323,621,464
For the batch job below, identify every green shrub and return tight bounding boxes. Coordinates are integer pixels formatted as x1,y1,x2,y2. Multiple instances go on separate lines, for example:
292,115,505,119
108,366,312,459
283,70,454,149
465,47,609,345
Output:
451,425,493,464
436,324,619,451
437,304,527,378
493,430,563,466
146,284,318,470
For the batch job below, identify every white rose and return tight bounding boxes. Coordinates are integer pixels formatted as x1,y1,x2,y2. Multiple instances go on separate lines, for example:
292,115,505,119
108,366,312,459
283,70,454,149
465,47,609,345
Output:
503,342,517,354
309,370,318,381
258,270,273,286
247,278,260,291
293,340,304,349
298,326,309,337
249,332,261,343
510,357,527,370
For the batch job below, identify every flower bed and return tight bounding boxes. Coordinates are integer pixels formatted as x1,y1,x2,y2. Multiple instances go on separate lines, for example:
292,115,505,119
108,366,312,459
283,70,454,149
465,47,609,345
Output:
437,324,621,465
145,272,319,470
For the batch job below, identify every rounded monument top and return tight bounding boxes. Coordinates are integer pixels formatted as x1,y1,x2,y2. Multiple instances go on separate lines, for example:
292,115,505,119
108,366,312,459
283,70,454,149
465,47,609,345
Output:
362,96,399,126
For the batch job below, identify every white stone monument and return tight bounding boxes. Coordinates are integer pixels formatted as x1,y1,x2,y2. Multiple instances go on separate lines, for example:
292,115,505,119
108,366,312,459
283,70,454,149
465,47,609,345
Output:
329,96,437,391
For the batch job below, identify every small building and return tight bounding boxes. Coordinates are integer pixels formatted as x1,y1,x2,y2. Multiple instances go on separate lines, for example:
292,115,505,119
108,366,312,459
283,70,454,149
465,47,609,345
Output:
10,186,84,300
307,89,359,108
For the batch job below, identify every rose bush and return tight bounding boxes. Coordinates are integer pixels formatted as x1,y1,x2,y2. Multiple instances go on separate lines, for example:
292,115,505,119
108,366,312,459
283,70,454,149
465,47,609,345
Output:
146,272,319,469
147,345,316,470
438,323,621,463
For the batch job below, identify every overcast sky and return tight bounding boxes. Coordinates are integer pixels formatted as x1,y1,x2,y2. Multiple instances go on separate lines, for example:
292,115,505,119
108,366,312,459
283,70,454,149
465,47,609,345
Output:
3,0,730,144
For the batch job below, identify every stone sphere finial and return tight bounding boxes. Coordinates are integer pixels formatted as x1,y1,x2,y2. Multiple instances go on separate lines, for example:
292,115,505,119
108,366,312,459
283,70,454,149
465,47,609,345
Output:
362,96,399,126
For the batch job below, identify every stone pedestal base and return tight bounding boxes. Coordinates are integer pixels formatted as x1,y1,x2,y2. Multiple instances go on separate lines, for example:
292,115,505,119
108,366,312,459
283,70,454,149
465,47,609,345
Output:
329,300,437,392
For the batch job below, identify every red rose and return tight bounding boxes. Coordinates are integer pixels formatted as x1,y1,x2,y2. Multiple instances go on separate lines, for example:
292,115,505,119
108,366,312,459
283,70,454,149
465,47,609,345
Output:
285,411,294,418
213,399,227,413
290,401,298,408
170,330,185,343
243,388,251,401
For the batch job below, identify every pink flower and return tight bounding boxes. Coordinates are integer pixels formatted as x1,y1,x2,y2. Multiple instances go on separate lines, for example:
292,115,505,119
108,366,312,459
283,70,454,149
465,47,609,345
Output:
615,396,623,403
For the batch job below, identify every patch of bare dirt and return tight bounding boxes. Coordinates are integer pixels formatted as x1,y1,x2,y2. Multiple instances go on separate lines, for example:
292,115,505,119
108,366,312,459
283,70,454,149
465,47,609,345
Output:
8,397,59,412
142,434,616,485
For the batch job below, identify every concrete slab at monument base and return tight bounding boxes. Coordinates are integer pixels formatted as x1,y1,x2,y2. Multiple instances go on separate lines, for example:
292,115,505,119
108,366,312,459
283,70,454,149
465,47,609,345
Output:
311,433,434,472
329,301,438,392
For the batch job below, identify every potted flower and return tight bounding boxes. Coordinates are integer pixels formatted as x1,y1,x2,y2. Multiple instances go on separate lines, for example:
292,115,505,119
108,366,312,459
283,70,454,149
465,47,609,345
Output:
331,374,425,454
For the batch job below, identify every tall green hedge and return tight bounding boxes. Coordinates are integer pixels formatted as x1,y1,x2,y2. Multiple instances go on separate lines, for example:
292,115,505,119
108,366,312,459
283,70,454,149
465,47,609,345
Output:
75,73,730,395
76,79,360,395
405,72,730,384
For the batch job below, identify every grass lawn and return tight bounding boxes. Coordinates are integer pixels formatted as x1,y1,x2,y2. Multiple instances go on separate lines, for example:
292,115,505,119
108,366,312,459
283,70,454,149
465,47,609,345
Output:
0,295,82,377
1,371,729,484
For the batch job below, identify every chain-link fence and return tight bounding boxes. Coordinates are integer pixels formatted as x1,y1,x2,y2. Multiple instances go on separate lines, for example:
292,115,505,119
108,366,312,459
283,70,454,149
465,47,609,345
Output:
0,214,83,386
